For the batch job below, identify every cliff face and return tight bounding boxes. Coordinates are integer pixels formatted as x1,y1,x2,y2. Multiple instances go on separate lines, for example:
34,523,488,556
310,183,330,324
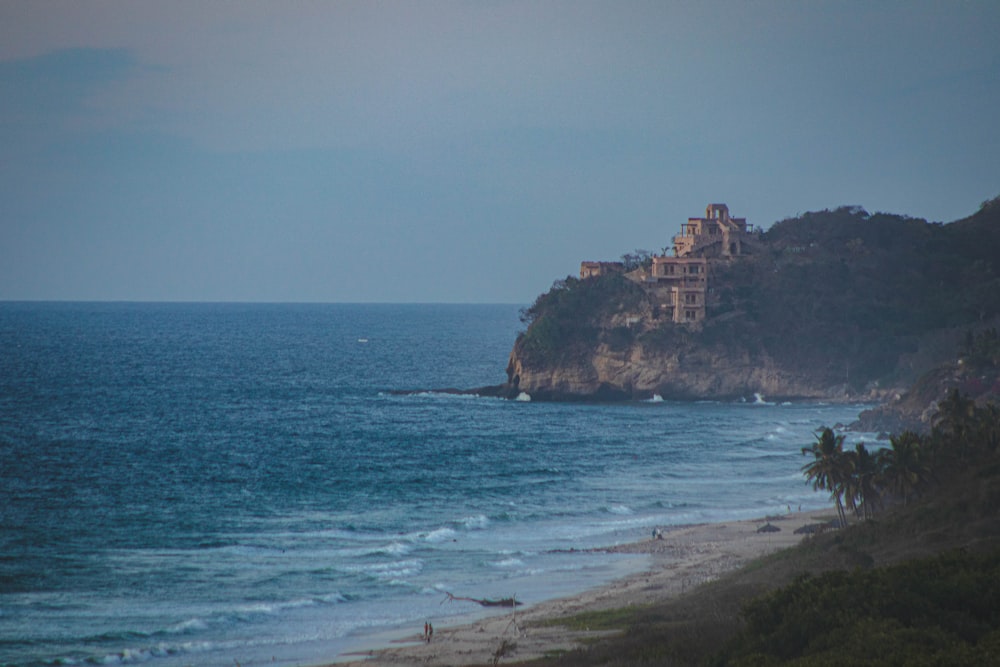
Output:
500,199,1000,402
505,337,840,402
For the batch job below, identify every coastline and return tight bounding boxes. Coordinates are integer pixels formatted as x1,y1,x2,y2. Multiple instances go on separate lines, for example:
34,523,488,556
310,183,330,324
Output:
325,510,834,666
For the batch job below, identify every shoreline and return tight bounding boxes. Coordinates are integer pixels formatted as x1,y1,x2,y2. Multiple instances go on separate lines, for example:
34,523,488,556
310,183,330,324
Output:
323,509,835,666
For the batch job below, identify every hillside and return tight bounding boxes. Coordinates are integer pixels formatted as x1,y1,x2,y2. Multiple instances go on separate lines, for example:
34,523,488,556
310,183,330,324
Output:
853,326,1000,434
499,197,1000,402
536,394,1000,666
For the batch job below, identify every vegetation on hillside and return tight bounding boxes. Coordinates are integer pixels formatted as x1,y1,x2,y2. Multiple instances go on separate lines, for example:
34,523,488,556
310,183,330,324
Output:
534,394,1000,666
709,201,1000,390
853,325,1000,434
803,389,1000,524
516,198,1000,394
517,273,650,362
719,549,1000,666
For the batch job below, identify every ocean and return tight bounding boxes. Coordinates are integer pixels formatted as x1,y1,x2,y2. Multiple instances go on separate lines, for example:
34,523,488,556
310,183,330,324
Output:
0,302,871,667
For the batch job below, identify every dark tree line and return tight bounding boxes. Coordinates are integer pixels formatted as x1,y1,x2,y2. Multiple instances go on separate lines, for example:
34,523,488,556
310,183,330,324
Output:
802,389,1000,524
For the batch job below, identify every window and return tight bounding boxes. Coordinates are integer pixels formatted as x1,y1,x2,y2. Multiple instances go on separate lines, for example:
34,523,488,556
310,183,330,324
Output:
685,310,697,320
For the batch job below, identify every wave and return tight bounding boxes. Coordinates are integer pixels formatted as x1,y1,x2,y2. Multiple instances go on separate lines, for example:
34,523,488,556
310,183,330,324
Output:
383,390,504,402
340,558,424,582
377,541,413,556
459,514,490,530
421,527,458,543
165,618,210,634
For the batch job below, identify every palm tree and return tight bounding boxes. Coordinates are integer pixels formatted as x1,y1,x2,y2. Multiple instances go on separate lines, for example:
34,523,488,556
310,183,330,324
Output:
932,389,976,441
880,431,930,506
802,427,849,527
844,443,881,520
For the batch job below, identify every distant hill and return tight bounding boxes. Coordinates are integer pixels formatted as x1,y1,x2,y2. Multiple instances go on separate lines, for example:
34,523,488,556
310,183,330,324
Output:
854,326,1000,434
498,196,1000,402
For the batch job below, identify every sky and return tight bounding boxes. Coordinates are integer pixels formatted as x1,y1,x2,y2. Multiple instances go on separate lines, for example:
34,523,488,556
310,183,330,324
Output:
1,1,999,303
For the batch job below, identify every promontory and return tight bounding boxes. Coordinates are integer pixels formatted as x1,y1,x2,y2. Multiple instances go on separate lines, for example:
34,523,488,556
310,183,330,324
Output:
484,198,1000,408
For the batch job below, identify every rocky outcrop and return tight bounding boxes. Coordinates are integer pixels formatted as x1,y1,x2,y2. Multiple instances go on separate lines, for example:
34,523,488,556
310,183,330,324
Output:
484,199,1000,404
503,336,866,402
852,360,1000,435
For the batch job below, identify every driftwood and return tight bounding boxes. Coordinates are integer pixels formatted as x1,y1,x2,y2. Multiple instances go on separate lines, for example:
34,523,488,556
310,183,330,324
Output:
442,591,522,607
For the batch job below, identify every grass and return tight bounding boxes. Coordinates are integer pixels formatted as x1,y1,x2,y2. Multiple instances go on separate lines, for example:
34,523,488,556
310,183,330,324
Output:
540,605,650,632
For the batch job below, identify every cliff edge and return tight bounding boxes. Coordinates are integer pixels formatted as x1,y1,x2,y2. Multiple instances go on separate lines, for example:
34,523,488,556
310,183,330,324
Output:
499,197,1000,402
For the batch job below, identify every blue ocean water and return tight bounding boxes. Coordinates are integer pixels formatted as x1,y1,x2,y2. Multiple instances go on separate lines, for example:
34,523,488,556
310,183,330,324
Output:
0,303,871,667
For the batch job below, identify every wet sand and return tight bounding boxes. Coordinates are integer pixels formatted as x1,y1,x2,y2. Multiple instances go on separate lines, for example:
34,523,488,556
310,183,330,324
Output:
324,510,835,666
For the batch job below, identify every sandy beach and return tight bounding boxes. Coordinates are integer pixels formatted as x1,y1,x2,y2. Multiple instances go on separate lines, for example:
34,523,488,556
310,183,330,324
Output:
327,510,835,666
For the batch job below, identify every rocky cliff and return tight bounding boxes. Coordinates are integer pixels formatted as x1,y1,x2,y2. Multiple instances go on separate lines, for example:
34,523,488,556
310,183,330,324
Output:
493,198,1000,403
504,329,847,402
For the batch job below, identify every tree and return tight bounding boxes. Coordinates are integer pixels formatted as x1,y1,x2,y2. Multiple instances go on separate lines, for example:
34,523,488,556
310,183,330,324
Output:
880,431,930,506
932,389,979,467
933,389,976,441
843,442,881,520
802,427,849,527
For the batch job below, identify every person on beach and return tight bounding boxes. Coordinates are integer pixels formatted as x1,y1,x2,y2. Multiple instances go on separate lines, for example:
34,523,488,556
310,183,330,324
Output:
424,622,428,640
427,623,433,643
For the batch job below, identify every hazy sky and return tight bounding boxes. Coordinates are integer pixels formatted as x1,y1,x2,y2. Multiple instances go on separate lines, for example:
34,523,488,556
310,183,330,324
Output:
2,1,998,303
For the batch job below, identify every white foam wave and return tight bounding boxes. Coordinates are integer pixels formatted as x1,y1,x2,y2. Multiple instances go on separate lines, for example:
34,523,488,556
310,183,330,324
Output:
488,557,524,568
344,559,424,581
516,567,545,576
515,392,532,401
410,391,480,400
647,394,664,402
232,596,321,617
165,618,208,634
95,639,222,665
606,504,634,515
378,541,413,556
421,527,457,543
460,514,490,530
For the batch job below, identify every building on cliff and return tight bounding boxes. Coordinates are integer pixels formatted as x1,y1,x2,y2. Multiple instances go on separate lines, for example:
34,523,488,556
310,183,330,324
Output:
579,261,625,279
647,255,708,323
648,203,755,323
579,203,755,325
673,203,754,258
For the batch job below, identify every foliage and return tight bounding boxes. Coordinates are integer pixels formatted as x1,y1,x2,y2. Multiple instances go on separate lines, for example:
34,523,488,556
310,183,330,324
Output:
802,394,1000,522
714,396,1000,665
535,397,1000,667
517,274,648,362
621,249,656,271
801,428,849,526
713,401,1000,665
516,201,1000,392
711,203,1000,390
717,549,1000,666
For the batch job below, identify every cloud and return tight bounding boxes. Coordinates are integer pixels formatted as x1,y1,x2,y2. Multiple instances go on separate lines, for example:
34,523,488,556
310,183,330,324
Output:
0,48,137,153
1,1,999,301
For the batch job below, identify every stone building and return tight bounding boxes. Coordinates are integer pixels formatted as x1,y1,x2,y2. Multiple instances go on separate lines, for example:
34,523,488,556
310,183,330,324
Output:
673,203,752,258
579,203,752,324
579,261,625,280
647,255,708,323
